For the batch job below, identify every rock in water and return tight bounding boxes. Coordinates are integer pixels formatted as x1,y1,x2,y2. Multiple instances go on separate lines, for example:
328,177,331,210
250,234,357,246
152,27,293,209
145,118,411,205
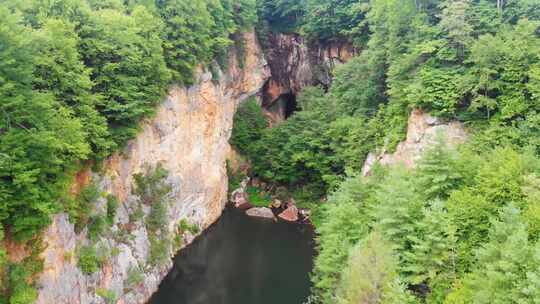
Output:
278,205,299,222
246,207,275,219
231,188,252,210
231,177,252,210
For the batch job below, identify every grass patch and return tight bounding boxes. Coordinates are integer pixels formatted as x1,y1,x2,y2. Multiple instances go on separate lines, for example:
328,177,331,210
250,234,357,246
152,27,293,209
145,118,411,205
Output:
246,186,272,207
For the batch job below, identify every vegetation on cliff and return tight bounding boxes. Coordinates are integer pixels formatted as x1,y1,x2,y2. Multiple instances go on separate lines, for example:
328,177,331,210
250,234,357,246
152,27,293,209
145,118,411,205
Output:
0,0,256,302
1,0,540,303
0,0,256,241
232,0,540,303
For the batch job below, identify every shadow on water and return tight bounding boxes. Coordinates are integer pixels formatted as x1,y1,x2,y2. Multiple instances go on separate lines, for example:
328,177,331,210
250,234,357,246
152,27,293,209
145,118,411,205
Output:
149,207,316,304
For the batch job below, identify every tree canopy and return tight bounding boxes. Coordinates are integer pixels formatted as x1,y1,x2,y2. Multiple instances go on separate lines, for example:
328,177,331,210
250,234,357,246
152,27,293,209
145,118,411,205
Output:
0,0,257,241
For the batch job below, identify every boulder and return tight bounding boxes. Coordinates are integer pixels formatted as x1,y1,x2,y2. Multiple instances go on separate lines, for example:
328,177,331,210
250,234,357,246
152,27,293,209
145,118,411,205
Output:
299,209,311,218
231,177,252,209
231,189,252,210
270,199,283,209
299,209,311,222
278,204,299,222
246,207,275,219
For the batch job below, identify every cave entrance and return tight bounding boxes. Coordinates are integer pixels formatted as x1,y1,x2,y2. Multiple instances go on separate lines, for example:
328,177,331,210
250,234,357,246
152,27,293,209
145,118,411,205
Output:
281,93,298,119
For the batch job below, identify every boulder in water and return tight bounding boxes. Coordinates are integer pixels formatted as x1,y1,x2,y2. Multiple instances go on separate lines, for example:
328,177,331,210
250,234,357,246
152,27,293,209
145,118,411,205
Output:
278,204,299,222
246,207,275,219
231,177,252,209
231,189,252,209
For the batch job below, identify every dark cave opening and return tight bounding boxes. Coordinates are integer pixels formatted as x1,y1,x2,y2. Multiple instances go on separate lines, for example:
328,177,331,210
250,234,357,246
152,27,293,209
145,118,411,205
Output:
260,80,299,121
282,93,298,119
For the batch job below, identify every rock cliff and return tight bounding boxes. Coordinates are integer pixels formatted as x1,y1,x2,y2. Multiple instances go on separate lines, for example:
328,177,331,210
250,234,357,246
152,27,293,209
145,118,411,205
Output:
260,33,356,123
362,109,468,175
35,30,269,304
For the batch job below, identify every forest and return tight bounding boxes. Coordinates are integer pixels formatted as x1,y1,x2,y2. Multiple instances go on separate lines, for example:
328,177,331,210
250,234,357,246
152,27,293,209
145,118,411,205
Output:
235,0,540,303
1,0,540,303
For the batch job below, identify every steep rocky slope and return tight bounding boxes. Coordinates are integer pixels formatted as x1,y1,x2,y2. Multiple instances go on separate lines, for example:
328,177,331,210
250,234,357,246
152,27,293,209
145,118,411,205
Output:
34,31,269,304
260,32,356,123
362,109,468,175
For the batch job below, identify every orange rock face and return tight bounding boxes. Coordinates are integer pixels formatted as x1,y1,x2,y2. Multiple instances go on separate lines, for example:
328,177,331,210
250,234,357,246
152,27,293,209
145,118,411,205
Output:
34,30,270,304
362,109,468,175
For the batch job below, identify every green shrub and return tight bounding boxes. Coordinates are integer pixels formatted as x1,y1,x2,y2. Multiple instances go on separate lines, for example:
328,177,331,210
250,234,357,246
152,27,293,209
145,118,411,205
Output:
134,163,172,260
133,164,171,207
129,204,145,224
106,194,119,226
226,160,246,194
69,182,100,233
87,215,107,241
174,233,184,250
0,227,6,287
7,283,38,304
4,249,43,304
146,200,168,234
96,288,117,304
110,247,120,258
178,219,200,235
148,235,170,267
125,266,144,289
78,245,103,274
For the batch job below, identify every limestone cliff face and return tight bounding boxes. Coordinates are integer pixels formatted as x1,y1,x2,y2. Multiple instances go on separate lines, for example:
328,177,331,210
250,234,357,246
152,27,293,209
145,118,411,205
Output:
362,109,468,175
35,30,269,304
260,32,356,123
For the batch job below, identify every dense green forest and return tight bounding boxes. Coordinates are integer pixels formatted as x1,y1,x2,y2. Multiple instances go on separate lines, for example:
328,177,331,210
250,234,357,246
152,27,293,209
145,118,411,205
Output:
2,0,540,303
233,0,540,303
0,0,256,240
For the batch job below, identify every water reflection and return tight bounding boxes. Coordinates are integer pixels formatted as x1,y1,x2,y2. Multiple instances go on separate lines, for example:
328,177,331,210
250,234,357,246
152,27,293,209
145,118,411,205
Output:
149,207,315,304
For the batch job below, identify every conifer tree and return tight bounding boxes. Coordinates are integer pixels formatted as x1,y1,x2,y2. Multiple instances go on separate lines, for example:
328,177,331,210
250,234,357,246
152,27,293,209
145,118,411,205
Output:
372,168,423,260
446,206,540,303
312,201,367,304
336,231,415,304
403,200,457,300
415,138,462,200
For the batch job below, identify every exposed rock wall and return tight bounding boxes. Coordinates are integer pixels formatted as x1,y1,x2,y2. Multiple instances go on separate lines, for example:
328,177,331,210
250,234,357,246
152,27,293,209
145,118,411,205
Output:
361,109,468,175
260,33,356,123
35,30,269,304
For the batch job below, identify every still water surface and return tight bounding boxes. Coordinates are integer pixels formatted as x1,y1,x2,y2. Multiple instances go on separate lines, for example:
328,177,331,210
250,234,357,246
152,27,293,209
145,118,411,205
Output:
149,207,316,304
